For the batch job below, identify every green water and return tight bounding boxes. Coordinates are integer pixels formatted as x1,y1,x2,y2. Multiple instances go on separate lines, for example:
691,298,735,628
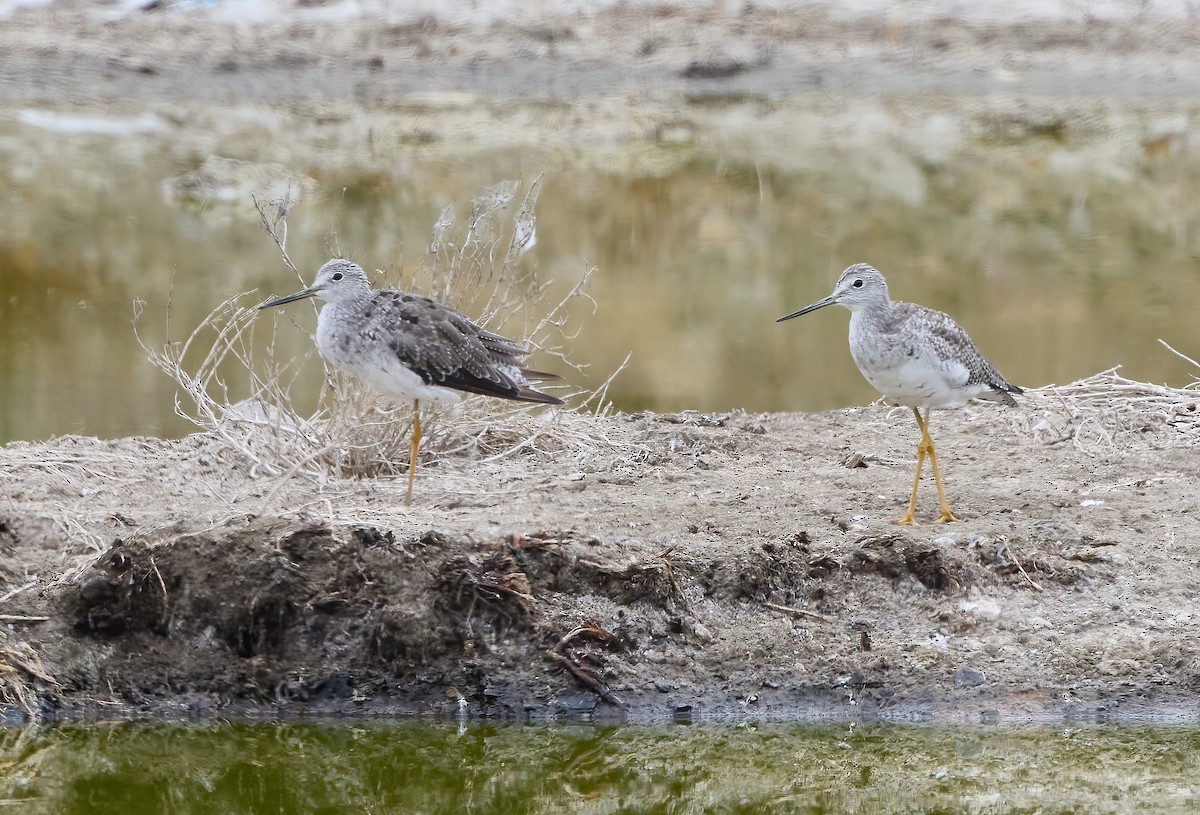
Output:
3,99,1200,443
1,720,1196,813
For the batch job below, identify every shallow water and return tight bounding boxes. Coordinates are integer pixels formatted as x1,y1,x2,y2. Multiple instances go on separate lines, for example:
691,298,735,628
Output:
2,97,1200,443
1,719,1197,813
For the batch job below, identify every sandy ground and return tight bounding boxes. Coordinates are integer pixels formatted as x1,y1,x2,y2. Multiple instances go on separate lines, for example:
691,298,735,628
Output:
1,1,1199,723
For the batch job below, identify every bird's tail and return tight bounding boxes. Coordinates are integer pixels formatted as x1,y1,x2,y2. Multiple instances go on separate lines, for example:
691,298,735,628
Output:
520,368,560,382
984,382,1023,407
513,368,563,404
514,386,565,405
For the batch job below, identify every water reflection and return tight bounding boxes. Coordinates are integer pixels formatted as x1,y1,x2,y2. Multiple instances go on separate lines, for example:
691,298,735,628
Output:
1,720,1197,813
1,99,1199,442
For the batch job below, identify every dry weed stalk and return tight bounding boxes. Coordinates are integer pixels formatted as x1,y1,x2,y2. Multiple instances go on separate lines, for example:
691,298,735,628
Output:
138,177,624,483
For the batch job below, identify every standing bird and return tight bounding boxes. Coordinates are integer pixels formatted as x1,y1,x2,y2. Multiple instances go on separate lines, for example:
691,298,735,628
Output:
258,259,563,503
776,263,1022,525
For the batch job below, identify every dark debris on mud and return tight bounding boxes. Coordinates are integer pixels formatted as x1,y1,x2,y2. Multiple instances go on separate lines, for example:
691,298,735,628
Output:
0,511,1146,725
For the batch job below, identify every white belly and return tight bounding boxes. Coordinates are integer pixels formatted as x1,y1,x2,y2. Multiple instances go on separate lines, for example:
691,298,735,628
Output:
348,352,463,406
855,356,990,409
844,301,1007,410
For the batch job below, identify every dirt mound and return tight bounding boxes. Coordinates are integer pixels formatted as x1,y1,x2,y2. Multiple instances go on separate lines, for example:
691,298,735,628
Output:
64,524,517,712
55,522,703,717
27,514,1154,721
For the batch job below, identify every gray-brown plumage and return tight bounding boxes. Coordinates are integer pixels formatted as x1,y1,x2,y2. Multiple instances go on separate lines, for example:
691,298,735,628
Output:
259,258,562,502
850,297,1021,408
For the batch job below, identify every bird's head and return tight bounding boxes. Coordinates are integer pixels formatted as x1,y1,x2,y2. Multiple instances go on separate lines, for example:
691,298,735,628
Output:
258,259,371,310
776,263,889,321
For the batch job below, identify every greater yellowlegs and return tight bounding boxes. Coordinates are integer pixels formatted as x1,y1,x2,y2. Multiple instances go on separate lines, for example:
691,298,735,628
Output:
259,259,563,503
777,263,1021,525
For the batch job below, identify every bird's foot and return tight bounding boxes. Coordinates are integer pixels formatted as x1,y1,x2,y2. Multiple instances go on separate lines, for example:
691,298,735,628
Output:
934,509,959,523
895,514,917,526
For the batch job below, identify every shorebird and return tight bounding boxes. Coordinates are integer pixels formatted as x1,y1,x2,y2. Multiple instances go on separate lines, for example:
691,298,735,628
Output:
258,259,563,503
777,263,1022,524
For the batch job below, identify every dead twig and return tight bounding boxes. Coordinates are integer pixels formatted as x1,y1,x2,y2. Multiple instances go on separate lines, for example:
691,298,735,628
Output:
251,192,300,274
1158,338,1200,372
549,623,624,706
149,555,170,619
1001,540,1043,592
547,651,623,705
553,625,620,652
0,579,38,605
1013,365,1200,453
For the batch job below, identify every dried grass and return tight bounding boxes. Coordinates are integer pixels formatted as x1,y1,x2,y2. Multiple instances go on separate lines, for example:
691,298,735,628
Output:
135,177,629,483
0,638,56,718
0,442,161,552
1005,340,1200,453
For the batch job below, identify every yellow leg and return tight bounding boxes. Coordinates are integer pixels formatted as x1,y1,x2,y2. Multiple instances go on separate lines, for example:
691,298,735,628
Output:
406,398,420,505
896,407,926,525
922,411,958,523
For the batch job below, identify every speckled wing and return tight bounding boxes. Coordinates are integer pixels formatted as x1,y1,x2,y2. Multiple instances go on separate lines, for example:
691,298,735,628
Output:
894,302,1021,406
363,290,562,404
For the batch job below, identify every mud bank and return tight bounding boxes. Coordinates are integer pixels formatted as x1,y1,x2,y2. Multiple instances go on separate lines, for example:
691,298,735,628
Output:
1,402,1198,724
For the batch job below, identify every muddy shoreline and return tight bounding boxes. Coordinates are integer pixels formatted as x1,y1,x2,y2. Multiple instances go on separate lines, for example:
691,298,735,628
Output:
3,403,1198,725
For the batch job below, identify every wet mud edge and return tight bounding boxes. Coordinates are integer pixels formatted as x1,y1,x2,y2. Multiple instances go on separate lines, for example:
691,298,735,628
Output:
4,520,1191,725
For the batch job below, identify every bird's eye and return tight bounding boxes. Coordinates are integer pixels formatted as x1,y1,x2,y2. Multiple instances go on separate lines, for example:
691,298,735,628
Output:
332,273,343,281
852,278,864,288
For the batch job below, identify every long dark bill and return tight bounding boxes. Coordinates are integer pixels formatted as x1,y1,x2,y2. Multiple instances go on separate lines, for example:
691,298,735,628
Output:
258,288,319,310
776,294,837,323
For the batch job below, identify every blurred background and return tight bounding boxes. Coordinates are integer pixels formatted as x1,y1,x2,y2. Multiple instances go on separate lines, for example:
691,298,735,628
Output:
2,0,1199,443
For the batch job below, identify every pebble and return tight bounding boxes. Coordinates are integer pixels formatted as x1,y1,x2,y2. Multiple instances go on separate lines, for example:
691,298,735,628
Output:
953,667,987,688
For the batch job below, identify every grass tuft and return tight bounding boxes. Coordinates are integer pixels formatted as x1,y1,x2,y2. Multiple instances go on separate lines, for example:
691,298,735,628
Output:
137,177,629,482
